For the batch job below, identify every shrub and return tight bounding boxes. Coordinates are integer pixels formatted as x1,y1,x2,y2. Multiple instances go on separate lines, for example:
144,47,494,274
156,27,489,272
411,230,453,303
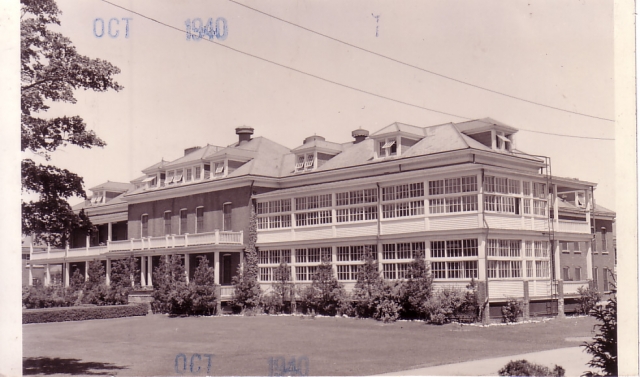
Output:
82,260,109,305
106,256,140,305
300,259,345,316
424,287,468,325
261,291,285,314
498,359,565,376
395,251,433,320
352,248,390,319
23,304,148,324
583,279,617,376
577,283,602,315
151,255,191,315
189,256,218,315
501,298,524,323
231,266,262,312
22,285,73,309
374,299,400,323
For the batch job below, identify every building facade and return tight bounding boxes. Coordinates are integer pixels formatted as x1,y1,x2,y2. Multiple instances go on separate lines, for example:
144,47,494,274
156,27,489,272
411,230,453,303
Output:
28,118,615,317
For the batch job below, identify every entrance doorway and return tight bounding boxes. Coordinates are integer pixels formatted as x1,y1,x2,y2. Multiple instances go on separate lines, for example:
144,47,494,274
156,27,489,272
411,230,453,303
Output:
222,254,232,285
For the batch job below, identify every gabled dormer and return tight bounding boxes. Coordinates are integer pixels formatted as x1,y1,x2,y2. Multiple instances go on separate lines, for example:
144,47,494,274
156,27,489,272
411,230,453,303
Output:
292,135,343,173
454,117,518,152
88,181,131,205
370,122,425,159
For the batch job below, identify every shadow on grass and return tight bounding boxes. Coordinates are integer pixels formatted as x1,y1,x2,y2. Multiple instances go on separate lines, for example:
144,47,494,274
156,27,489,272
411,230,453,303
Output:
23,357,128,375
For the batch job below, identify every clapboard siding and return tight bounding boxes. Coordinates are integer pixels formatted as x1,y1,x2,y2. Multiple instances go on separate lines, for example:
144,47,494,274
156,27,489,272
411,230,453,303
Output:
335,223,378,238
381,218,425,235
489,280,524,300
485,214,522,230
429,214,478,231
294,226,334,241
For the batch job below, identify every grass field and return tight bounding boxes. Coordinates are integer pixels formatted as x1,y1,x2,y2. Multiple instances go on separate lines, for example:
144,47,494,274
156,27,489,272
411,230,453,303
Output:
23,314,597,376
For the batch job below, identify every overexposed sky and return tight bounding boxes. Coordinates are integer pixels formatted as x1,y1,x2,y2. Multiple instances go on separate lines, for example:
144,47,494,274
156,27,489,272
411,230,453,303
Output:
35,0,614,209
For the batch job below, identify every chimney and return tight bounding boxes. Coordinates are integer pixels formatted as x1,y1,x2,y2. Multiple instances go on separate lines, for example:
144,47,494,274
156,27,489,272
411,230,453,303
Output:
184,146,201,156
236,126,254,143
352,128,369,144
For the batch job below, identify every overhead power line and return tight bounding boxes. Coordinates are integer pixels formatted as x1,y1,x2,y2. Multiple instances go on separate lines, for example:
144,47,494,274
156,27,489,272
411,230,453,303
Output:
227,0,614,123
99,0,615,141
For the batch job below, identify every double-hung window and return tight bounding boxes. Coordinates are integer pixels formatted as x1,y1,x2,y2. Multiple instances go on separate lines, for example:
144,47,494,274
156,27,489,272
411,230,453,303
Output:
378,137,397,158
336,188,378,223
294,194,331,227
163,211,172,235
179,209,187,235
428,176,478,214
381,182,424,219
429,239,478,280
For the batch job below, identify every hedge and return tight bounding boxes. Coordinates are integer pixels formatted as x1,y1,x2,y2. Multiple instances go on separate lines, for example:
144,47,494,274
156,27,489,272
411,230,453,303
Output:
23,304,148,324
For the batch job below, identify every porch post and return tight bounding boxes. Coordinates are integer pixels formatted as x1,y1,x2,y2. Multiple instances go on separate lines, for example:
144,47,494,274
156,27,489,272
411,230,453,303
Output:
84,261,89,281
64,262,70,287
105,258,111,286
184,254,190,283
28,262,33,287
45,264,50,286
108,222,113,242
214,251,220,284
147,256,153,287
86,235,90,251
140,256,146,286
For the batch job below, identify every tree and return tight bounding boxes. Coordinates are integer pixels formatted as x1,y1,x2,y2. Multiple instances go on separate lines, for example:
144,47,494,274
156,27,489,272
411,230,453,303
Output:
583,277,617,376
108,256,140,305
302,258,344,316
352,247,389,318
82,260,108,305
21,0,123,247
189,256,217,315
151,255,190,315
232,202,261,312
396,251,433,319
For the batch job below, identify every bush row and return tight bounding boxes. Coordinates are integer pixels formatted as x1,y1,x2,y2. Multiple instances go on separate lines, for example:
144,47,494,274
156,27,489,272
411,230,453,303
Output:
232,250,480,324
23,304,148,324
23,256,141,309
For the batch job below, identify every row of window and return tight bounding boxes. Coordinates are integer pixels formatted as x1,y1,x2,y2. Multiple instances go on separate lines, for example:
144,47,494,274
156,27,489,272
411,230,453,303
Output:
139,205,231,238
487,240,550,258
487,260,550,279
147,163,228,188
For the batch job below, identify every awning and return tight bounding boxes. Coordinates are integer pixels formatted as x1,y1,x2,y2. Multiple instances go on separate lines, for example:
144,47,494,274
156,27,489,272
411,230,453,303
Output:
142,176,156,183
382,140,396,148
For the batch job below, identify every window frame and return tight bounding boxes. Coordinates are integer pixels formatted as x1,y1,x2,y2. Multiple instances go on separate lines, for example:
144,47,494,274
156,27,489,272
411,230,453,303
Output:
179,208,188,235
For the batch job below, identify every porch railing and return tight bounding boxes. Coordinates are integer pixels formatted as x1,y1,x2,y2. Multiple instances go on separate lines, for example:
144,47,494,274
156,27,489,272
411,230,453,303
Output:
30,230,243,261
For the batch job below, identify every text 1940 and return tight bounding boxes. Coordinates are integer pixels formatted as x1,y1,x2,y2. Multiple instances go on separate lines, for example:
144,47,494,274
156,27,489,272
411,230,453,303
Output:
185,18,228,41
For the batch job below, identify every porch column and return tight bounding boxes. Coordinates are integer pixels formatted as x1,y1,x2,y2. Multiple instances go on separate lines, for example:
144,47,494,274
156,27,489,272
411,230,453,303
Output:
45,264,50,286
184,254,190,283
108,222,113,242
214,251,220,284
28,262,33,286
85,261,89,281
557,280,565,318
64,262,70,287
147,256,153,287
105,259,111,286
86,235,90,251
553,184,559,229
140,256,146,286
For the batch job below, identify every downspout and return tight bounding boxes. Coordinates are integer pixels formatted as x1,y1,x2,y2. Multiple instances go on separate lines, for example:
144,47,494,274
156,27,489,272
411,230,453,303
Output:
590,186,596,284
481,168,491,319
376,182,382,242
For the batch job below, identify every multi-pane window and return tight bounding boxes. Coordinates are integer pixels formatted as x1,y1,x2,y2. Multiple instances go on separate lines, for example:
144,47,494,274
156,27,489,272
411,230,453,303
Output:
535,260,550,278
179,209,187,235
523,199,531,214
336,188,378,223
430,261,478,280
258,249,291,265
257,199,292,230
526,260,534,277
141,214,149,238
382,242,425,260
185,168,193,182
174,169,184,184
429,195,477,214
296,266,319,281
381,182,424,218
486,239,521,257
484,195,519,214
337,245,377,261
378,137,397,158
575,267,581,281
487,260,522,278
214,162,225,177
525,241,533,257
294,194,332,227
337,265,360,281
533,200,547,216
601,228,608,253
295,153,315,172
560,241,569,253
428,176,478,214
223,203,232,231
195,166,202,180
534,241,549,257
563,266,571,281
522,181,531,196
195,207,204,233
430,240,478,258
383,263,410,280
483,176,525,215
574,242,583,253
532,182,547,199
163,211,172,235
296,247,332,263
259,267,276,282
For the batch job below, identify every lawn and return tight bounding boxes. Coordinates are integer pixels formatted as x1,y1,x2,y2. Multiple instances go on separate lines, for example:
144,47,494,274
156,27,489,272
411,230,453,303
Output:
23,314,597,376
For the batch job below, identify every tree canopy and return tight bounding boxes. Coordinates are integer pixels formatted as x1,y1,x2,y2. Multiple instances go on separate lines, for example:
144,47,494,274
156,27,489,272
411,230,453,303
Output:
21,0,123,247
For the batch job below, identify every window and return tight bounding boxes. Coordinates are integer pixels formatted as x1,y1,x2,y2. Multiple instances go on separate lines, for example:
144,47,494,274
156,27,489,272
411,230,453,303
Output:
382,242,425,260
575,267,581,281
256,199,293,230
186,168,192,182
601,228,607,253
335,188,378,223
196,207,204,233
294,194,332,227
431,262,446,279
223,203,232,231
533,200,547,216
296,248,331,263
174,169,183,184
164,211,172,235
429,176,477,195
593,268,599,289
428,261,478,279
141,214,149,238
259,249,291,265
203,164,211,179
574,242,583,253
259,267,276,282
533,182,547,199
486,240,520,257
337,265,359,281
166,171,175,185
535,260,550,278
295,266,319,281
179,209,187,235
560,241,569,253
214,162,225,177
602,268,608,291
337,245,377,262
563,266,571,281
195,166,202,180
487,260,522,279
378,138,397,157
523,199,531,214
525,241,533,257
295,153,315,172
534,241,549,257
523,181,531,196
526,261,533,277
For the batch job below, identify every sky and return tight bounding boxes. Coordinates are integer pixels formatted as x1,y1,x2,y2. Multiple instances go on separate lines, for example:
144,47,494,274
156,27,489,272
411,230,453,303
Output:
30,0,615,210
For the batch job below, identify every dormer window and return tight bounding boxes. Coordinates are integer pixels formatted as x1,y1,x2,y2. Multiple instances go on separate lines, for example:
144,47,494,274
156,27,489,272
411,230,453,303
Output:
174,169,183,184
295,153,316,172
214,161,225,177
203,164,211,179
378,137,398,158
166,171,175,185
495,132,512,151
